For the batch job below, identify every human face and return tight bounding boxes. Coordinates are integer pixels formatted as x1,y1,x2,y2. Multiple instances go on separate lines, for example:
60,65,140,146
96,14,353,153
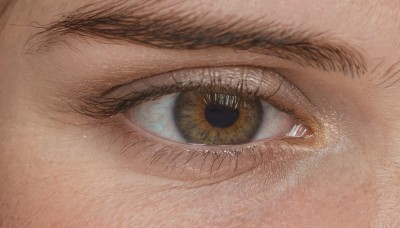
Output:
1,0,400,227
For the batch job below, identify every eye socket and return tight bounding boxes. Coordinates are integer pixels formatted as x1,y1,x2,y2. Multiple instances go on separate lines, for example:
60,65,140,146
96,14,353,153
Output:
128,90,309,145
81,66,318,181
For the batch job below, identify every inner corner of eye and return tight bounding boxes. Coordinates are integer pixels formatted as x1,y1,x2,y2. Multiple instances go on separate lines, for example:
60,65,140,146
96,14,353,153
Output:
126,89,310,146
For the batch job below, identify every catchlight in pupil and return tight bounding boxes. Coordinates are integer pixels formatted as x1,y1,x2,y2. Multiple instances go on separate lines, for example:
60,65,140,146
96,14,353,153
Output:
204,104,239,128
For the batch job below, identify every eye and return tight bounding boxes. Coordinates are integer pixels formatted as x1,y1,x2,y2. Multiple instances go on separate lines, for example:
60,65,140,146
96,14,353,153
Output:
129,91,308,145
82,66,318,181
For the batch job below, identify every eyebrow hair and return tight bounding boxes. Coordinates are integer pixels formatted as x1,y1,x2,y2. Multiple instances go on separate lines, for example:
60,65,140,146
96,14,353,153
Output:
31,0,367,76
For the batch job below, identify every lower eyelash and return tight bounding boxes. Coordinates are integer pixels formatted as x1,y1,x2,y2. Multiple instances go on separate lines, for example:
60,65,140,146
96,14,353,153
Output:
106,117,314,182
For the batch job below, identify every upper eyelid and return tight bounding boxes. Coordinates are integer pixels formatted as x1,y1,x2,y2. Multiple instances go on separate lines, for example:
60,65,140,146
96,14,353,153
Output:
78,66,284,117
78,65,321,128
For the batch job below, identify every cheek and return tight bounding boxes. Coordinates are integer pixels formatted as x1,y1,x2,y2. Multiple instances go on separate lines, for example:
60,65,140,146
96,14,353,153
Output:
0,124,185,227
151,152,376,227
266,155,376,226
104,152,376,227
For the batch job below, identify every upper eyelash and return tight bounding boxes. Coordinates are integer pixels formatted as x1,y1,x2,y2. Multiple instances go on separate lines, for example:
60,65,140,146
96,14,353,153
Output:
75,66,322,145
77,77,283,119
79,84,180,118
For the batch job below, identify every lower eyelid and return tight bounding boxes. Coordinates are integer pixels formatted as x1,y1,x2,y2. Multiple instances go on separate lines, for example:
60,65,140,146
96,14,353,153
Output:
103,114,316,183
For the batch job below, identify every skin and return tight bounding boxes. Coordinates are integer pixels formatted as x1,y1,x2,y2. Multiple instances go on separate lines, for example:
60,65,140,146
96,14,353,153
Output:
1,0,400,227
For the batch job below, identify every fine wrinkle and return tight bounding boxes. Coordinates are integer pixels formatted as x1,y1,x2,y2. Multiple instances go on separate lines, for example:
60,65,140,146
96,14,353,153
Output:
370,59,400,89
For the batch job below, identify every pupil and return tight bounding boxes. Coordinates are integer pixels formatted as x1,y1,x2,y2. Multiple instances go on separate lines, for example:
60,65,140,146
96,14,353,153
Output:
204,103,239,128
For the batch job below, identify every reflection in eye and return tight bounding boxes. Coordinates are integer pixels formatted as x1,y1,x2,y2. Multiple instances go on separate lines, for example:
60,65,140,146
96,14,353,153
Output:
130,90,307,145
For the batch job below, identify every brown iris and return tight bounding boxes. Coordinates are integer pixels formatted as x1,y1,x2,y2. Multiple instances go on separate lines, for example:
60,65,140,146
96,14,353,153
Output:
174,91,263,145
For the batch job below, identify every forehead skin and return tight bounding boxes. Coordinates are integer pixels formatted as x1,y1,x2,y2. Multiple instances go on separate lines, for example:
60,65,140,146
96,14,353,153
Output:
1,0,400,227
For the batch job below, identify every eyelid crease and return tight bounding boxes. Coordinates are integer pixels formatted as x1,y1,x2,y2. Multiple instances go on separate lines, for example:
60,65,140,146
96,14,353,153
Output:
79,66,288,118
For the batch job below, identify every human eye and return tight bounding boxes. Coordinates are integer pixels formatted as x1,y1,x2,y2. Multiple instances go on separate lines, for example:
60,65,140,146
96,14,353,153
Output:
129,67,310,145
81,66,320,181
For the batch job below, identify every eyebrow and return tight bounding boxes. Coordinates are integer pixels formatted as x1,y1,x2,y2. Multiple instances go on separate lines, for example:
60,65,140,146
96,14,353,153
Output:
31,0,367,76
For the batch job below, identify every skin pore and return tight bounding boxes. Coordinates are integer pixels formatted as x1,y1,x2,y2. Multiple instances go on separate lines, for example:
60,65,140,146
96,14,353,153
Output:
1,0,400,227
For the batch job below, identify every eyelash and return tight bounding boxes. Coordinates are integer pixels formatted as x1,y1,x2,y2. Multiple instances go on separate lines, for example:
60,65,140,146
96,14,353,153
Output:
106,119,315,181
83,82,286,118
80,66,319,181
81,67,307,121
